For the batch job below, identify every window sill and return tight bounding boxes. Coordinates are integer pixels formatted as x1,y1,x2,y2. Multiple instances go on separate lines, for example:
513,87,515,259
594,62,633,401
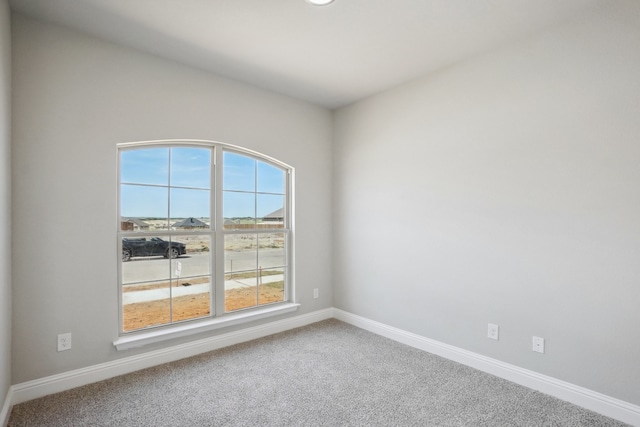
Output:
113,303,300,351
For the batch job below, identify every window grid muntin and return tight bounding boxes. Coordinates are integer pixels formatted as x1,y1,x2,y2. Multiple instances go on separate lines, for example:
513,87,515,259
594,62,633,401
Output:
118,144,215,333
221,148,289,313
118,141,291,334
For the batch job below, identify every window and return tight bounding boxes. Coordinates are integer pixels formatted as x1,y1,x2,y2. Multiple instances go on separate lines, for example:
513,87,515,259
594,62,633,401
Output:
118,141,291,334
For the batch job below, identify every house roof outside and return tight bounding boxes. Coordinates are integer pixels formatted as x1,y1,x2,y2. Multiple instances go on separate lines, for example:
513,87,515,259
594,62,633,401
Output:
172,217,208,228
122,217,151,228
263,208,284,220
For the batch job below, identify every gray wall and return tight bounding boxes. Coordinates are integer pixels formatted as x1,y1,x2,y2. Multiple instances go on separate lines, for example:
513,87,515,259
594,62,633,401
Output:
0,0,12,409
333,1,640,406
11,14,333,384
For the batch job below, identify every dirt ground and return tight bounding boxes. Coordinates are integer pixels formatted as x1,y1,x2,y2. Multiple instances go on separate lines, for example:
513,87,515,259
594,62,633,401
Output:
123,285,284,332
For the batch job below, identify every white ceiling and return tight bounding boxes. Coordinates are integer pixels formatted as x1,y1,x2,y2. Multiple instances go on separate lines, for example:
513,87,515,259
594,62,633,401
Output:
9,0,605,108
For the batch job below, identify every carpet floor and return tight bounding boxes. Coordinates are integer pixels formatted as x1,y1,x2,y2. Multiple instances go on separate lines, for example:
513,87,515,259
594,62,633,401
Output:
8,319,629,426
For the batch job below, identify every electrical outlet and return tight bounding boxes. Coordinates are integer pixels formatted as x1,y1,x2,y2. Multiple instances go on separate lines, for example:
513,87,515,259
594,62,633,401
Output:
58,333,72,352
532,336,545,353
487,323,499,340
313,288,319,299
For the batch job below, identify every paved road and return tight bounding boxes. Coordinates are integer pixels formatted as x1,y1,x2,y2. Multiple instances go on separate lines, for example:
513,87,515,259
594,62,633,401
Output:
122,249,285,284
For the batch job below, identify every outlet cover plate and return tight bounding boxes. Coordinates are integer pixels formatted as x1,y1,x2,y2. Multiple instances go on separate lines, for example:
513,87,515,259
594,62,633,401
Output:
58,333,72,352
488,323,499,340
532,336,545,353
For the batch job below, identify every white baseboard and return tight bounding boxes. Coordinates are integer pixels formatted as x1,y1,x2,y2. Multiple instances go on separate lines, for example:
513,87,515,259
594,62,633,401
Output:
9,308,334,408
333,308,640,427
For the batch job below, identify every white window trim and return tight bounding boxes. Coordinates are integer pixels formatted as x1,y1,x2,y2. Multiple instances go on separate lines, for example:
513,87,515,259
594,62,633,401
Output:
113,303,300,351
115,139,295,349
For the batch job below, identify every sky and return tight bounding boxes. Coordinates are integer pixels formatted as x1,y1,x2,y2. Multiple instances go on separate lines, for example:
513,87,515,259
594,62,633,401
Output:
120,147,285,219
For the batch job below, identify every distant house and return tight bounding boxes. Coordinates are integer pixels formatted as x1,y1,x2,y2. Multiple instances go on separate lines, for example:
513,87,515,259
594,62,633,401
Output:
172,217,208,229
262,207,284,222
121,217,151,231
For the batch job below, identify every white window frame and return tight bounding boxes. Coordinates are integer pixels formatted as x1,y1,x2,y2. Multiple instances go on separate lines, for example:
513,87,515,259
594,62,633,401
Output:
114,140,297,350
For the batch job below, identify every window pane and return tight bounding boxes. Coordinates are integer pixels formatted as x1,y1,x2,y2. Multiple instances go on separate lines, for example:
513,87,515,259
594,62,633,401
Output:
171,275,211,322
170,188,210,226
225,234,257,274
258,233,286,269
121,185,168,225
225,234,258,312
223,152,255,192
225,283,257,312
122,255,170,285
257,161,285,194
170,235,212,322
257,194,284,224
123,283,171,331
121,148,169,186
223,191,255,229
258,267,285,305
170,235,211,279
170,147,211,189
121,235,180,284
